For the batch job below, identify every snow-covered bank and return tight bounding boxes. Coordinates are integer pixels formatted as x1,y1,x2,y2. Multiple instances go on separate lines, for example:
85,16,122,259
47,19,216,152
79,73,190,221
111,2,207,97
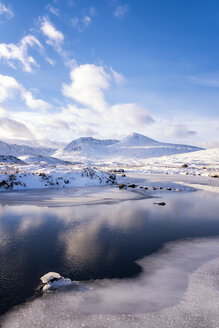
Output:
0,163,116,191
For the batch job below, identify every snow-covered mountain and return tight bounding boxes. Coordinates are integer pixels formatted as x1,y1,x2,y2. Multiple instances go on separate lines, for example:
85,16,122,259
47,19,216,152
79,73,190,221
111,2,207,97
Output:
55,137,119,160
54,133,203,163
0,141,56,157
113,133,159,147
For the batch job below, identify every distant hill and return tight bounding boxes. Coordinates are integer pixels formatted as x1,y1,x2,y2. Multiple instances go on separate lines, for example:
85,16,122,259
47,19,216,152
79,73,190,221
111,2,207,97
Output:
19,155,74,165
0,140,56,157
0,155,26,164
54,132,203,163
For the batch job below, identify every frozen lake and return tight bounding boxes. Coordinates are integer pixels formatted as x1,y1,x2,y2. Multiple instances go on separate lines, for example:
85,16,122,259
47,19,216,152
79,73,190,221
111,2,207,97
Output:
1,185,219,327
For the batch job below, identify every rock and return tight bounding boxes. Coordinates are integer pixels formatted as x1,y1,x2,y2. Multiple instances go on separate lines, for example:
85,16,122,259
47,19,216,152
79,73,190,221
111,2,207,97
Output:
181,164,188,168
143,187,148,190
210,173,219,178
112,168,125,173
159,187,163,189
166,187,172,191
107,174,117,183
40,272,61,284
122,174,126,177
39,272,73,291
119,184,126,189
127,184,137,188
154,202,166,206
153,187,157,190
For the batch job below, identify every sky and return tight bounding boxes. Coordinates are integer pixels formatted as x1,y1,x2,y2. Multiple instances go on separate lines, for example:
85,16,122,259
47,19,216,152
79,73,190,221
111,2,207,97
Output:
0,0,219,148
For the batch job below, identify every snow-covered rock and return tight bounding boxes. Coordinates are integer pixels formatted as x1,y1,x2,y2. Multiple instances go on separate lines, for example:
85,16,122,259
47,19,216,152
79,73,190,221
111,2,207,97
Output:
40,272,73,291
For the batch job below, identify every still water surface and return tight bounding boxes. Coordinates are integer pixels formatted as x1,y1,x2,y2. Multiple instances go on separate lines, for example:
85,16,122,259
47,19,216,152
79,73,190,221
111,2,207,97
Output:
0,186,219,315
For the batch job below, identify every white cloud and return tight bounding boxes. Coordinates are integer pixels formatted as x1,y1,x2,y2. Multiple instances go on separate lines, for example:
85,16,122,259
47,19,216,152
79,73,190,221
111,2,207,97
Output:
61,64,154,139
190,76,219,88
163,123,197,139
112,103,154,127
0,74,50,110
111,68,125,85
62,64,110,111
41,18,64,48
46,4,59,16
0,1,14,19
70,17,79,28
82,15,92,26
0,117,35,140
0,35,43,72
114,4,129,18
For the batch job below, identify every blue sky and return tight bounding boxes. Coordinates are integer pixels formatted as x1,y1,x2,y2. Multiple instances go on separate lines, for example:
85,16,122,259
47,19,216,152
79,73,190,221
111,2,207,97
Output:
0,0,218,148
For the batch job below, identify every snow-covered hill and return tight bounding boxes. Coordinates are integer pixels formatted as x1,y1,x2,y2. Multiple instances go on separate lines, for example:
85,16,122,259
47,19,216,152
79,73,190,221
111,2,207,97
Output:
0,141,56,157
0,155,26,165
54,133,203,163
142,147,219,175
55,137,119,160
19,155,73,165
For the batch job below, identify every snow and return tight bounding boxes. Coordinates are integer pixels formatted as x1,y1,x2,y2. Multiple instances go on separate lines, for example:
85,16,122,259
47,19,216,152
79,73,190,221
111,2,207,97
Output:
0,164,116,191
40,272,62,284
140,147,219,176
0,134,218,193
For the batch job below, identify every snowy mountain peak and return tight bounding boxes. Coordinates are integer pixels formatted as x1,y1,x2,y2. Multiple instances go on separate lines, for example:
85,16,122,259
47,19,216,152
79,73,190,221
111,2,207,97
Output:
63,137,118,153
115,132,159,147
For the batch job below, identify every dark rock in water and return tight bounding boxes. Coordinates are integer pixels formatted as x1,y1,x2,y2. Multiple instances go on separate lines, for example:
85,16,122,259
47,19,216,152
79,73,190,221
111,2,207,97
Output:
127,184,137,188
113,168,125,173
166,187,172,191
210,173,219,178
181,164,188,168
119,184,126,189
186,172,189,175
154,202,166,206
144,187,148,190
122,174,126,177
153,187,157,190
160,187,163,189
140,186,143,189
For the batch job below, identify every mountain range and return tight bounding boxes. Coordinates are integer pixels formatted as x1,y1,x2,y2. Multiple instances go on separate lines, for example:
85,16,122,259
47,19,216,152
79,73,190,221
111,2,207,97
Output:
0,133,204,164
